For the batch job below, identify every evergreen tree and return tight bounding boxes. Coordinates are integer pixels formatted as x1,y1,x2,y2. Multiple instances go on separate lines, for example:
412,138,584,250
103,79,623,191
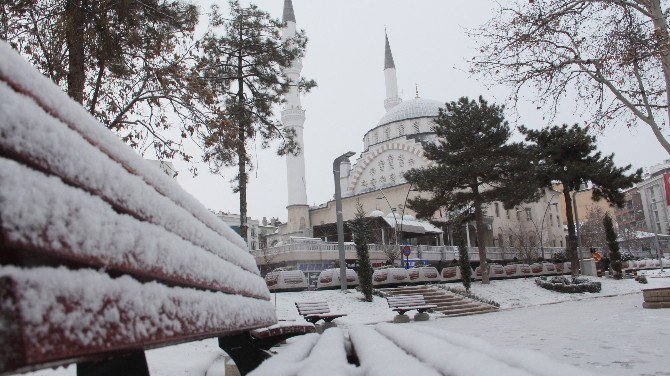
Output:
350,202,373,302
405,96,537,284
197,1,316,237
4,0,207,166
603,214,623,279
454,226,472,291
520,124,642,277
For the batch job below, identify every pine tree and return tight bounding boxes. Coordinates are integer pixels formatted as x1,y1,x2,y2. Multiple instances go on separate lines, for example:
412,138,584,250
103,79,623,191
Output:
454,226,472,291
520,124,642,277
350,202,373,302
405,96,538,284
197,1,316,238
603,214,623,279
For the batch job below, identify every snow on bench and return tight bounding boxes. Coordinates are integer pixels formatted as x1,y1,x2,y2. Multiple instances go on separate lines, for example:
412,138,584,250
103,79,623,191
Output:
295,301,347,324
250,324,596,376
0,41,280,376
386,294,437,315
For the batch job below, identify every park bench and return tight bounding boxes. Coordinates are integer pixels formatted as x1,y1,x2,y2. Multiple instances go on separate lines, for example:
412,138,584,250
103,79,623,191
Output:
248,324,594,376
386,294,437,322
295,301,347,324
0,42,312,376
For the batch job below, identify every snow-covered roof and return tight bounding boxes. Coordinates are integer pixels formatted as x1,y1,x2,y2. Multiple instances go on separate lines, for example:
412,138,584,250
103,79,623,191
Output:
380,216,442,234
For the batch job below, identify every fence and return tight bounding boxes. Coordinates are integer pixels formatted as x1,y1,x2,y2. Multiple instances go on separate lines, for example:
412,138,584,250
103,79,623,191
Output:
252,243,566,265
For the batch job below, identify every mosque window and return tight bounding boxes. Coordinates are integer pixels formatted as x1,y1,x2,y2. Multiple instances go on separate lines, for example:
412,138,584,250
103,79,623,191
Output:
379,160,385,172
388,155,395,169
370,167,376,176
408,158,415,167
390,173,396,184
398,124,405,136
375,132,379,143
384,127,390,140
361,180,368,187
413,121,420,133
370,178,377,188
380,175,387,184
398,155,404,168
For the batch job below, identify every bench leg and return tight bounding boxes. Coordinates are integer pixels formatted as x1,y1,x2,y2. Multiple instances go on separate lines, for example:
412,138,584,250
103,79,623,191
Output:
414,312,430,321
219,333,272,375
77,351,149,376
393,314,410,323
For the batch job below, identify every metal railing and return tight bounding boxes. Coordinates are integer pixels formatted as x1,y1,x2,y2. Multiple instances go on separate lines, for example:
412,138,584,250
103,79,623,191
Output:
252,243,566,263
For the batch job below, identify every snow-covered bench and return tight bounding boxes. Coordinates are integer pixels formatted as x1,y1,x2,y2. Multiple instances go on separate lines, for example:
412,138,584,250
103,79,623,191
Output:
249,324,595,376
0,42,315,376
295,301,347,324
386,294,437,322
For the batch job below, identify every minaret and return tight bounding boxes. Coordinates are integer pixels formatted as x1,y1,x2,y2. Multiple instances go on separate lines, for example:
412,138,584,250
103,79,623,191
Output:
384,31,402,112
281,0,310,234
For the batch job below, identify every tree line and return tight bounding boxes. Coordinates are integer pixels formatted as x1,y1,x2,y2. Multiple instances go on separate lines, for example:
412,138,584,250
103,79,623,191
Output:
2,0,315,237
404,96,642,284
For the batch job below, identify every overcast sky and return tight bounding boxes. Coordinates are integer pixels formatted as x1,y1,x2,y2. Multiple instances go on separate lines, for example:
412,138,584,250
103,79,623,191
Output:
173,0,668,222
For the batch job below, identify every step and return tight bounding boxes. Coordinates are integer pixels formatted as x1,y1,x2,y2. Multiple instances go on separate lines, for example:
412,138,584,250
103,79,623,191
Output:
438,305,497,316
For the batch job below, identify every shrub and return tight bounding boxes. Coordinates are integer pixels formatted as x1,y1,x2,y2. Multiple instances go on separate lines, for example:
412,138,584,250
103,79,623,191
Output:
535,276,602,293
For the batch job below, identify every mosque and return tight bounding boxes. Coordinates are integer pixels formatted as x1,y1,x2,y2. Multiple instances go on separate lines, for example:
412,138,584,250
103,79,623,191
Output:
258,0,565,275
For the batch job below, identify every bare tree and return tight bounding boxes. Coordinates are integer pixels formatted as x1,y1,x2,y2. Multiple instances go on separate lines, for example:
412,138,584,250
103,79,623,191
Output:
579,206,609,251
500,223,540,264
472,0,670,155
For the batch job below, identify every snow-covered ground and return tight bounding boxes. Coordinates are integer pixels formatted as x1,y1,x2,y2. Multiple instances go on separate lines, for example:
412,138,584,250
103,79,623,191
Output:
27,271,670,375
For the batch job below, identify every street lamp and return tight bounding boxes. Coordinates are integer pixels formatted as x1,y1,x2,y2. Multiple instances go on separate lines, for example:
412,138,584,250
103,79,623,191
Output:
333,151,355,292
377,189,400,266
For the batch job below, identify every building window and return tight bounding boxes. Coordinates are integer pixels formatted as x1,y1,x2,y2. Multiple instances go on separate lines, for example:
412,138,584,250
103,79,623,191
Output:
525,208,532,220
494,203,500,217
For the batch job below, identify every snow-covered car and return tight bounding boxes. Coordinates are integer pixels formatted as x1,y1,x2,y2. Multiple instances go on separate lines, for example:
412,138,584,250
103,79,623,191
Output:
316,268,359,289
408,266,441,284
529,263,544,275
541,262,558,275
372,267,410,286
441,266,467,282
265,270,308,292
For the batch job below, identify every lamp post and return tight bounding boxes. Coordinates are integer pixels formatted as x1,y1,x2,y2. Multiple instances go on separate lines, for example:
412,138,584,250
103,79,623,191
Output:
377,189,400,266
333,151,356,292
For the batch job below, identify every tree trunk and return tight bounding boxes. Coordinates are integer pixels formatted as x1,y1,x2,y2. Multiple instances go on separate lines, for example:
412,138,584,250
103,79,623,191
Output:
65,0,86,103
562,188,579,277
473,187,490,284
236,43,248,245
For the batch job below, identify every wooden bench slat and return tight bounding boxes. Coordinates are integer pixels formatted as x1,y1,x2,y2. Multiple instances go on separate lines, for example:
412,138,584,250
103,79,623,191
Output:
0,266,276,375
0,82,257,275
0,158,269,300
248,333,320,375
249,328,352,376
375,324,533,376
409,326,593,376
0,44,246,251
349,325,440,376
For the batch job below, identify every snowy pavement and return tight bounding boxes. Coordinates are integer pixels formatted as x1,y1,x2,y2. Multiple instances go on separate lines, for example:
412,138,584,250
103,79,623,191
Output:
27,273,670,375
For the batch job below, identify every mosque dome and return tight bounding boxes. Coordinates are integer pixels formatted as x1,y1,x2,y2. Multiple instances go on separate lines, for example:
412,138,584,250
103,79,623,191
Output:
377,97,443,127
